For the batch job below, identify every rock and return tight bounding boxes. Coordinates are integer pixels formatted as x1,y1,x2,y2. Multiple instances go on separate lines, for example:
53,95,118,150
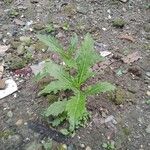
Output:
80,143,85,148
30,0,39,3
20,36,31,45
33,23,45,30
146,72,150,77
143,24,150,32
145,124,150,133
86,146,92,150
15,119,23,126
147,91,150,96
0,79,6,89
7,111,13,118
112,18,125,28
119,0,128,2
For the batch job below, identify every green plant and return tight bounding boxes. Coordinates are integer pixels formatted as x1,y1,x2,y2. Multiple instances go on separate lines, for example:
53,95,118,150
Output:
42,138,52,150
36,33,115,132
102,141,116,150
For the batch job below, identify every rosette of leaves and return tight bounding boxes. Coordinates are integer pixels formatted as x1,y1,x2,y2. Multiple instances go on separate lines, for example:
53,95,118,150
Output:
36,33,115,132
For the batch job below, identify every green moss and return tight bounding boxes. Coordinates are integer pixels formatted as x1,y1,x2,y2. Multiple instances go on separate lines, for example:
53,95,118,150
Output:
112,18,125,28
0,130,14,139
109,88,126,105
122,127,131,136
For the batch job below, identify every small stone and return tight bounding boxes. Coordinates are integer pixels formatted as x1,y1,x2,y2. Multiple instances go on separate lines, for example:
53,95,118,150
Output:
112,18,125,28
80,143,85,148
7,111,13,118
15,119,23,126
146,72,150,77
119,0,128,2
33,23,45,30
86,146,92,150
147,91,150,96
0,79,6,89
143,24,150,32
20,36,31,45
145,124,150,133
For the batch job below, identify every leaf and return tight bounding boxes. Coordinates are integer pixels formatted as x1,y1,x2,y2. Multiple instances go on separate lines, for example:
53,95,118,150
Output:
44,100,67,117
76,34,103,84
39,80,68,95
85,82,116,96
37,34,64,54
68,33,78,56
66,92,87,131
51,115,66,126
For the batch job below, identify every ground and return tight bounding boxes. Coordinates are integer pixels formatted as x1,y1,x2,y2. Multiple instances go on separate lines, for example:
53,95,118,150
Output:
0,0,150,150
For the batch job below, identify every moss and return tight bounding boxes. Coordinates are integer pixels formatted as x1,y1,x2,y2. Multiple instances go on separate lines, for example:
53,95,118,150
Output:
0,130,14,139
122,127,131,136
109,88,126,105
112,18,126,28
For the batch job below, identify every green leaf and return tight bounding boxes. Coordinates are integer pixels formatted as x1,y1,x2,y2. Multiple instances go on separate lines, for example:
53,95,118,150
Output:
68,33,78,56
39,80,68,95
76,34,103,84
37,34,64,54
66,92,87,131
51,115,66,127
44,100,67,117
85,82,116,96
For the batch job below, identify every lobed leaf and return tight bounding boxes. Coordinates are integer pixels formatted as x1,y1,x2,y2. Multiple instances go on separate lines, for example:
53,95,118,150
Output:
44,100,67,117
66,92,86,131
85,82,116,96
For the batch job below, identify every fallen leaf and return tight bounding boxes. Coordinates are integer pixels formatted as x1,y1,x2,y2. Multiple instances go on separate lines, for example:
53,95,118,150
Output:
0,45,10,55
119,34,135,42
122,51,141,64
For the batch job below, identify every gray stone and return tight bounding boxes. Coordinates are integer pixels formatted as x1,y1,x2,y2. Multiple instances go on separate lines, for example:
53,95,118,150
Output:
145,124,150,134
7,111,13,118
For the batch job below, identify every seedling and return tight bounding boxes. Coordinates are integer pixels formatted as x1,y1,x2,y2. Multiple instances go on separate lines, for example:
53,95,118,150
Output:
102,141,116,150
36,33,115,132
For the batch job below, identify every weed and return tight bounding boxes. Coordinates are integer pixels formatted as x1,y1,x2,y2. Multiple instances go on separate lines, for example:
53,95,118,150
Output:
102,141,116,150
112,18,125,28
36,33,115,132
42,138,52,150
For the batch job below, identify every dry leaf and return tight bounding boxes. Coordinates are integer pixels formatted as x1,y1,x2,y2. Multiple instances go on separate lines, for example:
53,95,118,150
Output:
119,34,135,42
122,51,141,64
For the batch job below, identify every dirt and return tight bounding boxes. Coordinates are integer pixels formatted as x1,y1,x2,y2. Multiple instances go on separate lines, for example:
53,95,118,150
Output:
0,0,150,150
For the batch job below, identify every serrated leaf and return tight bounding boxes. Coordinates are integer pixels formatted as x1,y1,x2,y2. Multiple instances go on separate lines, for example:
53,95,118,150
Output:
76,34,103,84
51,115,66,127
44,100,67,117
37,34,64,54
68,33,78,56
39,80,68,95
85,82,116,95
66,92,86,131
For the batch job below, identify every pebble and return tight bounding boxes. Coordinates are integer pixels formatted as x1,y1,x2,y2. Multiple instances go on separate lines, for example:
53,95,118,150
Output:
146,72,150,78
147,91,150,96
86,146,92,150
7,111,13,118
119,0,128,2
145,124,150,133
15,119,23,126
80,143,85,148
